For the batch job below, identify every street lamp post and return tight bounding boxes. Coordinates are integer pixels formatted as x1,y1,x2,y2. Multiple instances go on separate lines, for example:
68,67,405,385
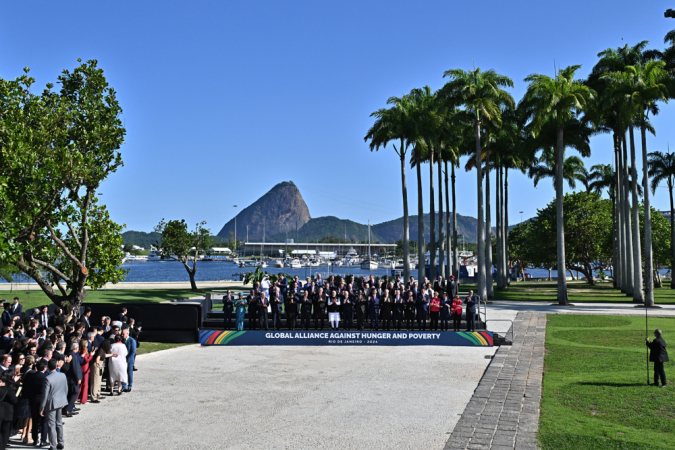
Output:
233,205,238,253
520,211,524,224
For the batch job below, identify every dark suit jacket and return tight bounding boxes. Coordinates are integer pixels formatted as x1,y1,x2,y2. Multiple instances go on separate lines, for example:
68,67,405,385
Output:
93,334,105,349
22,370,48,405
10,304,23,316
466,295,478,313
64,351,82,383
648,337,669,363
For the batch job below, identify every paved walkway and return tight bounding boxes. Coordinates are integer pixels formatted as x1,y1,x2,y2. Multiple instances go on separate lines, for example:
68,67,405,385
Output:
444,312,546,450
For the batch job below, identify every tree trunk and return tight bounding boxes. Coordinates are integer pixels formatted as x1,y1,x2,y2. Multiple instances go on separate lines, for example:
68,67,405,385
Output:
184,261,198,290
670,180,675,289
475,120,486,300
429,145,436,282
496,163,503,290
485,150,494,299
622,132,634,296
416,152,425,283
640,123,654,306
438,156,445,280
612,136,618,289
400,141,411,282
555,125,568,304
505,168,510,286
452,163,459,280
614,136,623,291
629,126,644,302
445,160,451,284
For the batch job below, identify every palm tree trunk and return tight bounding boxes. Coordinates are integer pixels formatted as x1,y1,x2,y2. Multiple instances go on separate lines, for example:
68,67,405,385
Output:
629,126,644,302
475,121,486,300
400,139,411,282
445,160,451,283
555,125,568,304
669,178,675,289
438,156,445,280
496,164,503,290
614,136,622,291
416,152,425,283
452,162,459,280
485,153,494,299
640,122,654,306
429,146,436,282
505,168,510,286
622,132,634,296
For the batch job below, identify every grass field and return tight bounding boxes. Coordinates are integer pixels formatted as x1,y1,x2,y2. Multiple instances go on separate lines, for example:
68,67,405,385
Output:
0,288,214,311
458,280,675,304
539,314,675,449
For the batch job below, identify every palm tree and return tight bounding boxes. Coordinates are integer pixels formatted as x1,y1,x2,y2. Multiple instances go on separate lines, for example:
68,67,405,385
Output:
440,68,514,301
364,95,415,281
648,150,675,289
528,150,589,191
603,60,670,306
519,65,595,305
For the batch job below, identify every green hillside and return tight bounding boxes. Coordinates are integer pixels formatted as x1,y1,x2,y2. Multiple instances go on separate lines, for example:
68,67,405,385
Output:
270,216,385,243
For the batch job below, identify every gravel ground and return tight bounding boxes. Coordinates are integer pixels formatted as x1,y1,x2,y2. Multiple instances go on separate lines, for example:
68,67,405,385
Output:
56,344,497,450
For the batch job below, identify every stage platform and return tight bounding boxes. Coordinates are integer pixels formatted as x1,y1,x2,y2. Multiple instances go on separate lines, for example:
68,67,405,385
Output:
199,329,494,346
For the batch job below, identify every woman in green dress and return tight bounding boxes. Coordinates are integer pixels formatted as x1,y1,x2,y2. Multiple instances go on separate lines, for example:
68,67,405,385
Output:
235,293,247,331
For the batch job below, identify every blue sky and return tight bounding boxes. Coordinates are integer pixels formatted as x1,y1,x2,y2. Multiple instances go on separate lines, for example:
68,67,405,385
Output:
2,1,675,235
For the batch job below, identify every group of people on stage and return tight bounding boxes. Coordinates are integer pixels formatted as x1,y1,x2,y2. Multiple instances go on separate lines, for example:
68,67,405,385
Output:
221,274,481,333
0,299,139,449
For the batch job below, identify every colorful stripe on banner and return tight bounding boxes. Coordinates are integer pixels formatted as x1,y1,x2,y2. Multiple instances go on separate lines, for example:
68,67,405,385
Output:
199,330,494,347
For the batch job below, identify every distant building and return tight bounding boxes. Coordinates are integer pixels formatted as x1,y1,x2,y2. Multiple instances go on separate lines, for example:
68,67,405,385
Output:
209,247,232,255
242,242,396,257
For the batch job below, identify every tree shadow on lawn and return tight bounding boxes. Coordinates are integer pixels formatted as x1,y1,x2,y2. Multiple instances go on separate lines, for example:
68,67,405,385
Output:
574,382,646,387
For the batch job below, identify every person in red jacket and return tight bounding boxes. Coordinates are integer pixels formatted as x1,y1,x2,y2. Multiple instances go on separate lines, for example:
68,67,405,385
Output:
429,292,441,331
451,295,463,332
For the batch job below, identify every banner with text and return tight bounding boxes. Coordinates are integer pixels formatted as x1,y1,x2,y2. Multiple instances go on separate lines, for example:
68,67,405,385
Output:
200,330,493,346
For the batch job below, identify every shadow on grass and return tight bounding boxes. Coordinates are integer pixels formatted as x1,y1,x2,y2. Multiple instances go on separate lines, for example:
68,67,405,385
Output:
574,382,645,388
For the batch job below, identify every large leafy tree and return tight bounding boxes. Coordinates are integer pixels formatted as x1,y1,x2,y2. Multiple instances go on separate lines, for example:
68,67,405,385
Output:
440,68,514,300
519,65,595,304
154,219,211,291
648,150,675,287
0,60,127,312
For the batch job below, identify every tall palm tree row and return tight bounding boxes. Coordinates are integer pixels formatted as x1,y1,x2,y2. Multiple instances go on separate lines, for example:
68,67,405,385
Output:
364,32,674,303
648,150,675,289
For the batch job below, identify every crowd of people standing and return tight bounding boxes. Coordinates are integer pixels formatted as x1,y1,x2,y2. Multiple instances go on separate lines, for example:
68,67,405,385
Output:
0,298,139,449
221,274,481,333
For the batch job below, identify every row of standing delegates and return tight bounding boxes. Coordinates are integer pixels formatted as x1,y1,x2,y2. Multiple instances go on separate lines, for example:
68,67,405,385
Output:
224,285,480,333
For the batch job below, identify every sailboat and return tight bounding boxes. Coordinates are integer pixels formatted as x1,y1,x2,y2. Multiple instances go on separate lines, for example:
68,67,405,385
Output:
360,220,379,270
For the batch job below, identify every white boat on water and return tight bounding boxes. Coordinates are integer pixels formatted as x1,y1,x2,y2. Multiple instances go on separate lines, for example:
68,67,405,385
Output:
256,261,268,268
124,255,147,263
360,220,379,270
147,251,162,262
274,260,284,268
290,259,302,269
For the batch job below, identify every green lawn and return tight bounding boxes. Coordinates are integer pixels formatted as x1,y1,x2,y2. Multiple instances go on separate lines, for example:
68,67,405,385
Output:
0,288,213,311
457,280,675,304
136,342,194,356
539,314,675,449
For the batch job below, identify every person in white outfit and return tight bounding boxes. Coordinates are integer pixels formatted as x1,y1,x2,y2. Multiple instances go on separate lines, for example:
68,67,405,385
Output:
109,335,128,395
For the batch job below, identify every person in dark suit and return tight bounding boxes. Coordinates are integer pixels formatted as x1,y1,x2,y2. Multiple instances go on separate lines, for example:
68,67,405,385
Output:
247,290,258,330
300,290,312,330
258,292,270,331
368,289,380,331
10,297,23,317
40,359,68,450
646,329,669,387
23,359,49,446
433,277,444,296
0,370,18,450
439,292,451,331
415,290,429,331
341,292,353,331
355,293,367,331
0,304,11,328
38,306,50,332
285,289,298,330
392,290,404,331
271,287,284,331
63,342,82,416
380,290,393,331
222,290,234,330
405,291,416,330
314,288,327,330
465,290,478,332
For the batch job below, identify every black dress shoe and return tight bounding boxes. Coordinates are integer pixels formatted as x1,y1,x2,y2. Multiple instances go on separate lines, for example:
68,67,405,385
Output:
57,445,64,449
91,400,100,403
